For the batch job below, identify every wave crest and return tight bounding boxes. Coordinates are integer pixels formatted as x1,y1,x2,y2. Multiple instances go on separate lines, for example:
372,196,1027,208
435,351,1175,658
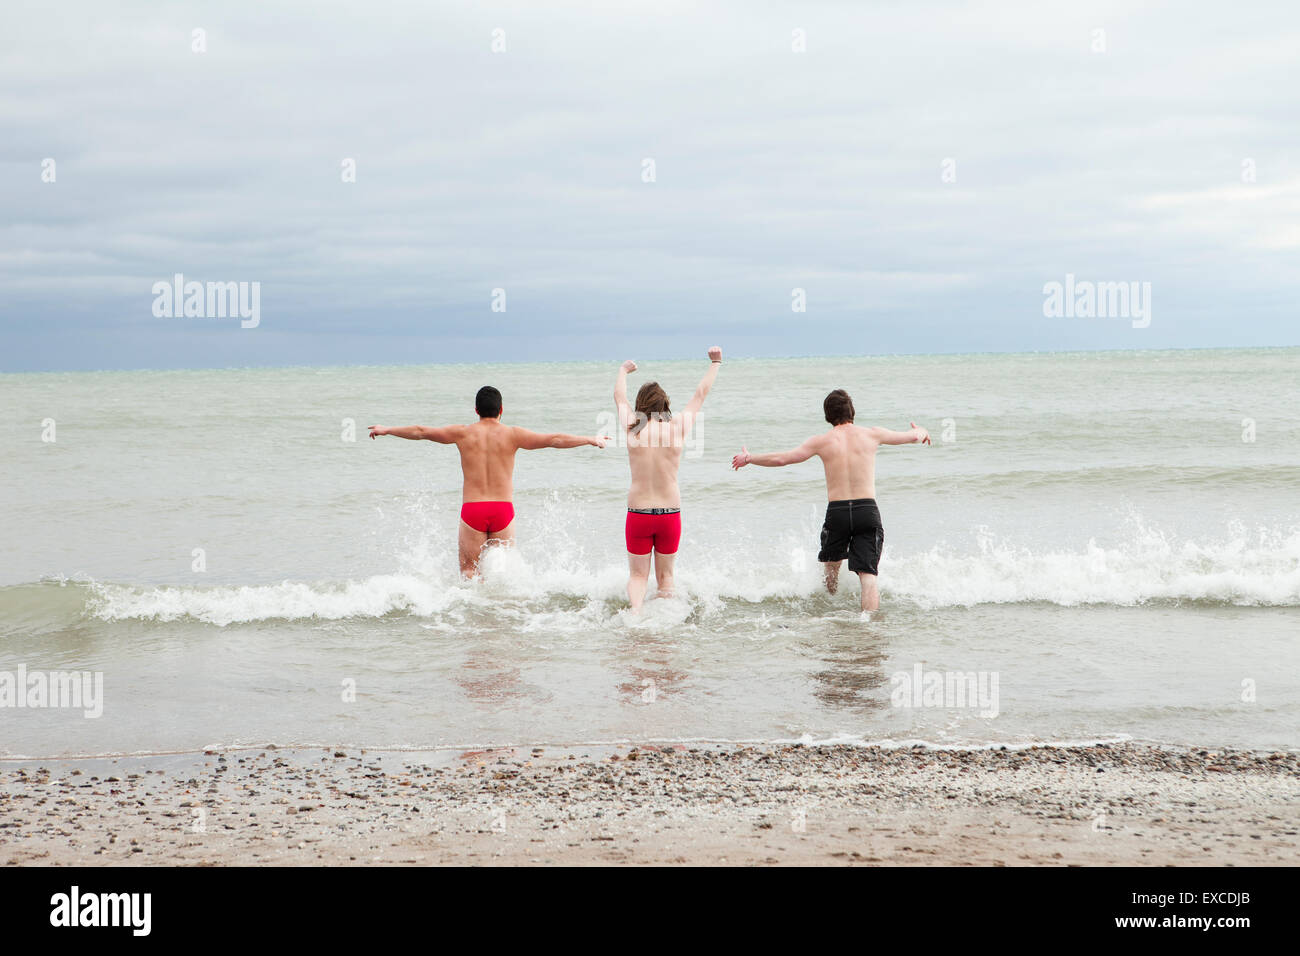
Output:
62,525,1300,625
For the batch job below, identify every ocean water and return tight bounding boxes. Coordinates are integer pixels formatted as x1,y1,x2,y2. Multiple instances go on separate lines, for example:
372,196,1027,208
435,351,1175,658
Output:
2,349,1298,758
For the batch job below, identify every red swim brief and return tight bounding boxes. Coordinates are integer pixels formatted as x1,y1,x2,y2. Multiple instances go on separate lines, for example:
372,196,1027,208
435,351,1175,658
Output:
625,509,681,555
460,501,515,534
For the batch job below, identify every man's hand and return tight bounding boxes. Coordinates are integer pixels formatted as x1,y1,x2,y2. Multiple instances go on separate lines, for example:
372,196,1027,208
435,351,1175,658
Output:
591,435,609,449
911,422,931,445
731,445,750,470
368,425,387,440
708,346,722,363
621,360,637,373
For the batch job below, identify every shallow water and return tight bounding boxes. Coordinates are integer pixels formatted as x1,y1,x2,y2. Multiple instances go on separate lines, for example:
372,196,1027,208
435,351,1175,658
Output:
2,349,1298,756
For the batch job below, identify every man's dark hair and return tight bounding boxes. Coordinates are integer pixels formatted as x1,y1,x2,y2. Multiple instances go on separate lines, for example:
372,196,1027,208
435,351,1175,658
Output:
476,385,503,418
824,389,855,425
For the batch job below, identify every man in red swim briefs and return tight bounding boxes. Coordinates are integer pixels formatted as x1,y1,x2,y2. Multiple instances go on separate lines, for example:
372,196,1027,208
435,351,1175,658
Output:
370,386,606,578
614,346,722,611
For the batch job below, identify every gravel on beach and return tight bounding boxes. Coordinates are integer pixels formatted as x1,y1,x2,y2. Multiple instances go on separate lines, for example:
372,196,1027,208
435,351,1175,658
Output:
2,742,1296,866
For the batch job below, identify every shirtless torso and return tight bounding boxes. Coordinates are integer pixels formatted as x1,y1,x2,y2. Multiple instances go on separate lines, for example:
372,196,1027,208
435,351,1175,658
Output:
451,419,528,502
369,397,605,577
732,405,930,611
803,424,885,500
625,418,686,508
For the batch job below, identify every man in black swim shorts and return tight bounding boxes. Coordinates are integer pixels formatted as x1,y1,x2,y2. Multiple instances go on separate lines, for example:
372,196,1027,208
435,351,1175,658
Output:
731,389,929,612
818,497,884,577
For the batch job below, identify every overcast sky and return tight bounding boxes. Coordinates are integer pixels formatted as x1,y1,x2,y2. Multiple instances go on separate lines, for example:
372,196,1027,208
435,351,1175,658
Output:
2,0,1297,372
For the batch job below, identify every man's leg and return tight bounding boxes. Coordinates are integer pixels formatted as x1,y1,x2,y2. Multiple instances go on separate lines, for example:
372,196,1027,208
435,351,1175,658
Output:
823,560,842,595
850,513,884,611
858,572,879,611
627,552,652,611
485,520,516,554
459,521,488,578
653,550,676,598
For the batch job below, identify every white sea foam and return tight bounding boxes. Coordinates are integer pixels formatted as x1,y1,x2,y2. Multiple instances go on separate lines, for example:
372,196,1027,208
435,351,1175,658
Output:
888,523,1300,608
81,522,1300,625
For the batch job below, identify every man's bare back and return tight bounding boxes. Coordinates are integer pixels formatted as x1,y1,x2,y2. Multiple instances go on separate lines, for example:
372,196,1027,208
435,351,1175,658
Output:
443,419,547,503
803,424,887,501
625,418,686,508
733,422,928,497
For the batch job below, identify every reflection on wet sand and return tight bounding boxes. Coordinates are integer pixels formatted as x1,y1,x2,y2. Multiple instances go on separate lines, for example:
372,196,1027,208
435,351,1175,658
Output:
617,632,690,704
456,650,552,706
803,628,890,714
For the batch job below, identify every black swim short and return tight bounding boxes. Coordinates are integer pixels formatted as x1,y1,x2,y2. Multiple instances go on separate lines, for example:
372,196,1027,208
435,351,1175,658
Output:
817,498,884,575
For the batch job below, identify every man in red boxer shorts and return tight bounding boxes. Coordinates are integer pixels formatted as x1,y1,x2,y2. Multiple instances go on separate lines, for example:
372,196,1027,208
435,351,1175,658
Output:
614,346,722,611
370,386,606,578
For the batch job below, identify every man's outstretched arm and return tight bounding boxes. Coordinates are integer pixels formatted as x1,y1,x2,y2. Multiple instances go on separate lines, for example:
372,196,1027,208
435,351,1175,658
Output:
369,425,462,442
869,422,931,445
732,436,818,469
513,428,608,450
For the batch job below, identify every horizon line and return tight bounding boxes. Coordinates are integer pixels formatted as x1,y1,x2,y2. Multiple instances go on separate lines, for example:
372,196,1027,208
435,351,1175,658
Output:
2,342,1295,378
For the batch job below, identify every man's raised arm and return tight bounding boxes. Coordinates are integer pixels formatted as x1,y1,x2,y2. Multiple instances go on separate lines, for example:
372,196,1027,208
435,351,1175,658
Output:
869,422,931,446
368,425,462,443
731,436,819,470
513,428,608,451
681,346,722,420
615,359,636,429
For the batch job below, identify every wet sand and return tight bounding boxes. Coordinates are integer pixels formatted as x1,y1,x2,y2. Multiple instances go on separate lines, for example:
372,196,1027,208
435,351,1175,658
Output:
1,743,1296,866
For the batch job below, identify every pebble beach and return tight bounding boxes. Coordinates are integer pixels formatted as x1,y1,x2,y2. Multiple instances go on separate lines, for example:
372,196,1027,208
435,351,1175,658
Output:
2,742,1296,866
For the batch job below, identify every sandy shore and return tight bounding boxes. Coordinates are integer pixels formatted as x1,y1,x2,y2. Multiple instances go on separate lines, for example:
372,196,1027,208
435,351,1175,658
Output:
1,743,1296,866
